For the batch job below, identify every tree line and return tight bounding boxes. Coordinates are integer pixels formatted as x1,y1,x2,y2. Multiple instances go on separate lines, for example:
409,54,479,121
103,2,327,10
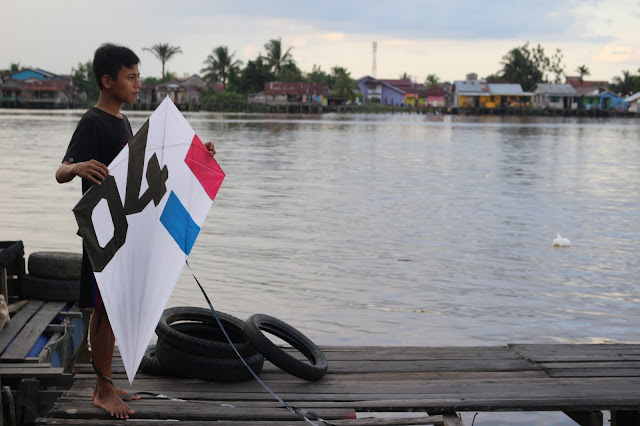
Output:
4,39,639,105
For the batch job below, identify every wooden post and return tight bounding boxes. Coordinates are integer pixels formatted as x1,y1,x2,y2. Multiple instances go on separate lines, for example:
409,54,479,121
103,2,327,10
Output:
611,410,640,426
564,411,603,426
0,268,7,301
16,379,39,424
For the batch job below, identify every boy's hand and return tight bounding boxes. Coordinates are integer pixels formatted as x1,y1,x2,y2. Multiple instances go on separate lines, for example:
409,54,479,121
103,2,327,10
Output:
204,141,216,157
74,160,109,184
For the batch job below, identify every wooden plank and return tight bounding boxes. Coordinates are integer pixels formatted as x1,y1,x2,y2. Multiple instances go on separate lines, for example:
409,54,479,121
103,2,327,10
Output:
0,300,45,354
45,399,356,422
329,415,447,425
38,344,640,424
546,368,640,378
1,301,67,361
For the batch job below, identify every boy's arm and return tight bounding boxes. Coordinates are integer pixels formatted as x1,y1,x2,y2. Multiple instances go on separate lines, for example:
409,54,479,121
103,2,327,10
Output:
56,160,109,184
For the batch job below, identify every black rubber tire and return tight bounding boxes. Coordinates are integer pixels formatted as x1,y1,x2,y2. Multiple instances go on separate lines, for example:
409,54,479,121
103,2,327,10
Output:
154,339,263,382
156,307,257,359
138,345,166,376
21,273,80,302
28,251,82,280
243,314,328,381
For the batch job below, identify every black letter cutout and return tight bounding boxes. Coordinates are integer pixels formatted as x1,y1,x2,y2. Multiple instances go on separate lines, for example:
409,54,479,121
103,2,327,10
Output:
124,120,169,215
73,175,128,272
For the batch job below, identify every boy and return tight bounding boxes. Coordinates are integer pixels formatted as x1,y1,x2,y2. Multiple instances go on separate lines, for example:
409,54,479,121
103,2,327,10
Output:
56,43,215,419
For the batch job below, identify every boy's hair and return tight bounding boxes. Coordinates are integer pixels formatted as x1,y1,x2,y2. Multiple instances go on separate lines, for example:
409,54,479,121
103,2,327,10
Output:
93,43,140,90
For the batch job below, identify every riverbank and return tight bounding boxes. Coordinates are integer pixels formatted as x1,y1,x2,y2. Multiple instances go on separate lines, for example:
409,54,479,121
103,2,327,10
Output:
2,102,638,117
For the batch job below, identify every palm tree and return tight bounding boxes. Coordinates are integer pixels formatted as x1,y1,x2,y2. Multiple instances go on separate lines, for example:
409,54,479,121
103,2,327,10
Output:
143,43,183,80
201,46,242,88
611,70,635,95
576,65,590,84
263,38,293,76
331,67,359,103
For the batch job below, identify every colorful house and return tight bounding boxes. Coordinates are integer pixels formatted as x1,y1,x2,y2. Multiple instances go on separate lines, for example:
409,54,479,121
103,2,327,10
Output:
11,68,60,81
419,86,447,107
597,90,626,111
452,79,489,107
574,86,607,110
452,79,530,108
356,76,405,105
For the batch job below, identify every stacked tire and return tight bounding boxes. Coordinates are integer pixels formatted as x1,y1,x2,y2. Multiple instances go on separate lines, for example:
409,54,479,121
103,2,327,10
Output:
140,308,328,383
140,307,264,383
22,252,82,301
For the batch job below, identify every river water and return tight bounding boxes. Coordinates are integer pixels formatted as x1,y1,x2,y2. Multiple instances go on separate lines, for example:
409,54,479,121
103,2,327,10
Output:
1,109,639,425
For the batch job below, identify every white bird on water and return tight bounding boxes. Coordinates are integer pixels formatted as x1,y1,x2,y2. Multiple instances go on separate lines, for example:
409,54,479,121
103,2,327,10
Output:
553,234,571,247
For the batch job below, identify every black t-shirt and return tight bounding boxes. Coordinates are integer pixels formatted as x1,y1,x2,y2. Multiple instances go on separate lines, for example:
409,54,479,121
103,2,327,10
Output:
63,107,133,308
63,107,133,194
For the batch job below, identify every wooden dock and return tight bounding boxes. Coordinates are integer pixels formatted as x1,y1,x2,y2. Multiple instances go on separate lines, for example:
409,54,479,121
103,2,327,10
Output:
33,343,640,425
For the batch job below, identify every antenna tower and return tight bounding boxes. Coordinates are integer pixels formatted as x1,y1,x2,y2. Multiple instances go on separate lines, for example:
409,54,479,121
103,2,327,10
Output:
372,41,377,78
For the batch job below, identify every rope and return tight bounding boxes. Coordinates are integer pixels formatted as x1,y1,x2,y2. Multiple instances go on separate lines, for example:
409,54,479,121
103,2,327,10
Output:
185,260,335,426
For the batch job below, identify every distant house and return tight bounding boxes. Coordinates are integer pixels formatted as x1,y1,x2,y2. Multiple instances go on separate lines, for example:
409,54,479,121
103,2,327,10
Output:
598,90,626,111
356,76,405,105
573,86,608,110
11,68,60,81
0,79,24,107
17,79,79,108
487,83,532,107
157,75,207,109
413,86,447,107
451,79,489,107
625,92,640,113
532,84,577,109
565,76,609,89
452,78,530,108
262,82,330,105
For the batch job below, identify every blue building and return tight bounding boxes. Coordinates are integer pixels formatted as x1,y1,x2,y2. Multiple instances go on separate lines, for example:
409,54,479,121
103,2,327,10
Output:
356,76,405,105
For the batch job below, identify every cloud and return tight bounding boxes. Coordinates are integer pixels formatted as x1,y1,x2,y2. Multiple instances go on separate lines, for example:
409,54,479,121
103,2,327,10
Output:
320,33,345,42
592,43,636,63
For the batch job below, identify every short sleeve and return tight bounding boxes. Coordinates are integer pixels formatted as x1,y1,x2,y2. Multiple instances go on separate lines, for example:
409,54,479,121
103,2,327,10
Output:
63,115,99,164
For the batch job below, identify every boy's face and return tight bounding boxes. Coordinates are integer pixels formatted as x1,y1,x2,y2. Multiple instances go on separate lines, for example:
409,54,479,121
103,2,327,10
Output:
103,64,141,104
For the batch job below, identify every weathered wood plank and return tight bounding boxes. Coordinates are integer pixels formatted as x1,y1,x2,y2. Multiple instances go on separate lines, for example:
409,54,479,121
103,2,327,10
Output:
38,344,640,424
1,301,67,361
0,299,45,354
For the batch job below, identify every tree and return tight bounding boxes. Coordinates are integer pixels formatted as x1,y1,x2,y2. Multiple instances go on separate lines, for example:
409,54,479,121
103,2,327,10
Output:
201,46,242,88
424,74,441,88
307,65,334,87
10,63,20,72
263,37,294,77
143,43,182,80
230,57,275,95
497,42,565,90
610,70,639,96
278,62,304,82
576,65,590,84
400,72,411,80
71,61,99,104
330,66,359,103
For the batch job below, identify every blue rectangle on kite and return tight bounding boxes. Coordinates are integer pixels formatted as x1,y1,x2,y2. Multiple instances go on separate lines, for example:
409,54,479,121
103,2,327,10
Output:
160,191,200,255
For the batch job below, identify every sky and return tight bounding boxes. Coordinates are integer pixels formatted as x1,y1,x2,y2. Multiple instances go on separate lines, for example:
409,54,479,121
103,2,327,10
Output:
2,0,639,84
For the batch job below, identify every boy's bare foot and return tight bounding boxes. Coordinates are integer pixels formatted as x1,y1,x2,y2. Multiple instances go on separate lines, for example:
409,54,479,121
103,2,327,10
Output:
94,382,135,419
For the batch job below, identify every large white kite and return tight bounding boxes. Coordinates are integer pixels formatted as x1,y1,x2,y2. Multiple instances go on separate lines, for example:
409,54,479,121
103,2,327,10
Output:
73,97,225,383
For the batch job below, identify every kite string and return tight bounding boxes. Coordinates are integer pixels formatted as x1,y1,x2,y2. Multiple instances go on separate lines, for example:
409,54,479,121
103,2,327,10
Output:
185,260,334,426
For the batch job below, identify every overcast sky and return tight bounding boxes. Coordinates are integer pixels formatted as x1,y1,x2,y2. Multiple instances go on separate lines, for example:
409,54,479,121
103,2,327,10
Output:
2,0,639,83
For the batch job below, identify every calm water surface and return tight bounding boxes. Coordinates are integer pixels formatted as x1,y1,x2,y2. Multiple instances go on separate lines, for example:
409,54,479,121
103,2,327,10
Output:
1,109,639,425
